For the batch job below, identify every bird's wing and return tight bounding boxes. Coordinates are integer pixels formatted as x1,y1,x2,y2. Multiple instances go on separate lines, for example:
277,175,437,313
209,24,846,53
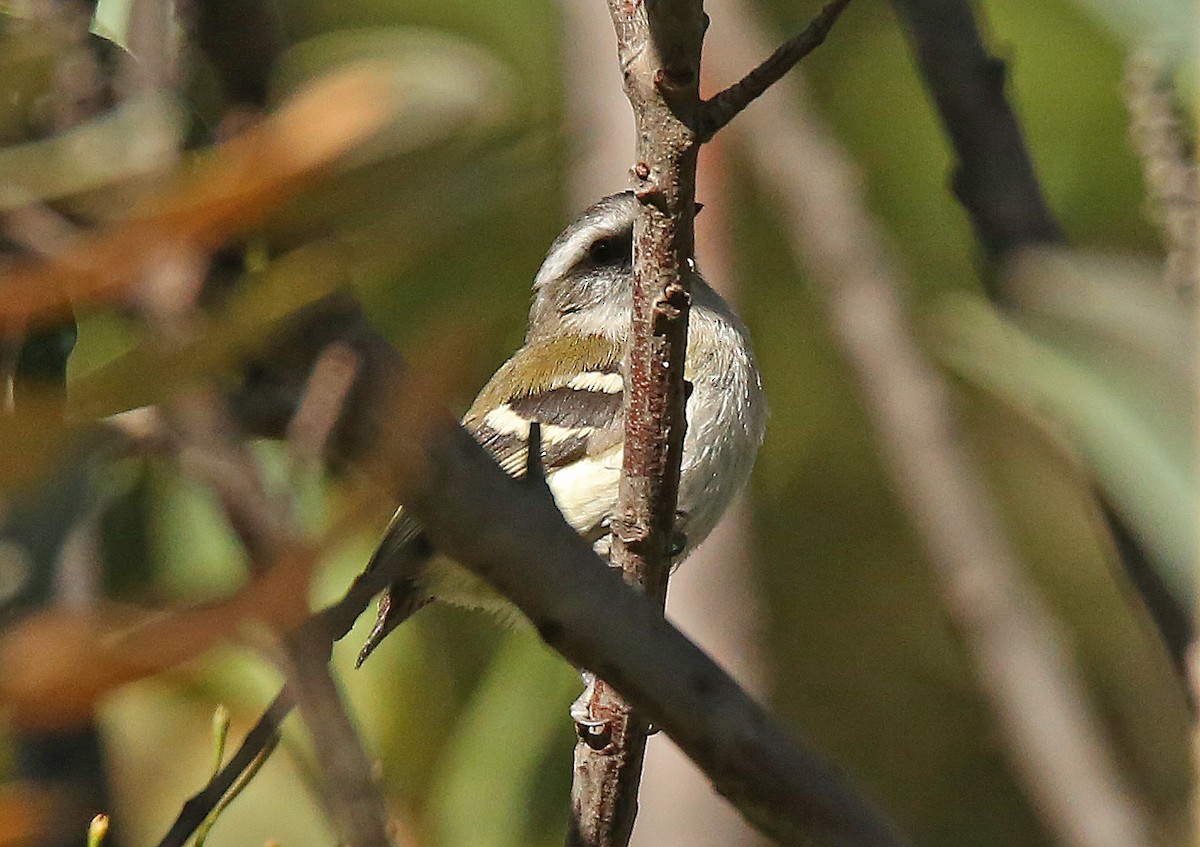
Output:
358,334,626,663
463,333,626,479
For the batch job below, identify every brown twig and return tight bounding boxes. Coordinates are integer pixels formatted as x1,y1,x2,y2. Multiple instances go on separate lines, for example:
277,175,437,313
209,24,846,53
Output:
286,342,361,469
276,636,390,847
567,2,705,844
699,0,851,142
152,556,402,847
555,4,771,833
703,3,1160,845
173,394,294,567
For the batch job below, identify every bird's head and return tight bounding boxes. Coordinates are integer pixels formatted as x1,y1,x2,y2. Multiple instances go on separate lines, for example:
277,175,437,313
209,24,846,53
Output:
527,192,638,342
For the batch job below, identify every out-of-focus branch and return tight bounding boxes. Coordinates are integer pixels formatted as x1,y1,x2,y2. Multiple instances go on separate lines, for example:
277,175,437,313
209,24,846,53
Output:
0,65,393,326
888,0,1064,264
276,635,390,847
168,362,392,847
1122,47,1197,301
703,4,1159,847
187,0,284,108
286,343,360,469
152,555,407,847
894,0,1189,681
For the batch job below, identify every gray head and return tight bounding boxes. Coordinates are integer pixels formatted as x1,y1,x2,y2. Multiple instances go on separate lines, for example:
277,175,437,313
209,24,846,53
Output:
526,192,638,343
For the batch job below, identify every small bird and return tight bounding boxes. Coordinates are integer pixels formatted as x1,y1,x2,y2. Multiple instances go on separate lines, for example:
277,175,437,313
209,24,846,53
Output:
357,191,766,663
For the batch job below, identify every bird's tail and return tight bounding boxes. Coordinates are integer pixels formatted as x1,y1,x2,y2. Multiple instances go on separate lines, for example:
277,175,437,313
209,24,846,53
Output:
355,509,433,668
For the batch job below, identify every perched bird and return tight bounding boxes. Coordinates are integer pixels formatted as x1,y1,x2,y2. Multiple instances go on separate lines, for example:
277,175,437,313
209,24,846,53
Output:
357,191,766,663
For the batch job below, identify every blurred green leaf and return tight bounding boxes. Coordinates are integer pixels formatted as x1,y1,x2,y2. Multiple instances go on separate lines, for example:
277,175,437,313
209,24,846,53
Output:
427,628,576,847
69,243,345,421
929,289,1194,606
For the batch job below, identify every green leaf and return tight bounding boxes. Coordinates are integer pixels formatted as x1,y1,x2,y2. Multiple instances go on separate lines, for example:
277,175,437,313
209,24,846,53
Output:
427,628,577,847
929,288,1195,606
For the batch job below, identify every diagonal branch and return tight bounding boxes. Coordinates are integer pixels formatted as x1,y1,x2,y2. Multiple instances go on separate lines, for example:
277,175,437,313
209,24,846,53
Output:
155,288,909,847
888,0,1063,261
384,408,912,847
699,0,852,142
892,0,1188,686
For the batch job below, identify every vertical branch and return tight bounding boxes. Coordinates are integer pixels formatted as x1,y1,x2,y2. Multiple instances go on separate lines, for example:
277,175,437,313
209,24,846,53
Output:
631,119,771,847
606,0,704,603
568,2,705,845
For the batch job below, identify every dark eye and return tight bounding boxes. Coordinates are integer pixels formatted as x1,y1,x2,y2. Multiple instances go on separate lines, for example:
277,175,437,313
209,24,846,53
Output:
587,234,629,264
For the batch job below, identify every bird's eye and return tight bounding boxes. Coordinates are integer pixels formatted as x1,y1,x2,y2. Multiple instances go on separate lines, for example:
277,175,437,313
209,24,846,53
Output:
587,234,628,264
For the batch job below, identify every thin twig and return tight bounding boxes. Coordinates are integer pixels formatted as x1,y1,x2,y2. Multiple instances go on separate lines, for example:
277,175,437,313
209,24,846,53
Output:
154,549,406,847
155,690,293,847
286,342,361,469
169,373,391,847
704,3,1160,845
277,636,390,847
699,0,851,142
192,714,280,847
173,394,294,567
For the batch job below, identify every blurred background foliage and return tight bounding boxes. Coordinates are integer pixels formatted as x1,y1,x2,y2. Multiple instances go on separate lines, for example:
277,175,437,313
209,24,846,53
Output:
0,0,1193,846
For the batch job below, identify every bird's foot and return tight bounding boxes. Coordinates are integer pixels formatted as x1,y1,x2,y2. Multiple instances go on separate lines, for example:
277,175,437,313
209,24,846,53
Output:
571,672,615,751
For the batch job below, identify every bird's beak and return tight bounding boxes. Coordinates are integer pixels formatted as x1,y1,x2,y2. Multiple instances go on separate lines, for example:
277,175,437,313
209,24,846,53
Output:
695,202,706,215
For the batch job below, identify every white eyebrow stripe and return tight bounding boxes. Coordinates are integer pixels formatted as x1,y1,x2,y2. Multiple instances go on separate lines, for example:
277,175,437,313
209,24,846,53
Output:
483,405,593,444
532,214,630,289
533,227,595,289
565,371,623,394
